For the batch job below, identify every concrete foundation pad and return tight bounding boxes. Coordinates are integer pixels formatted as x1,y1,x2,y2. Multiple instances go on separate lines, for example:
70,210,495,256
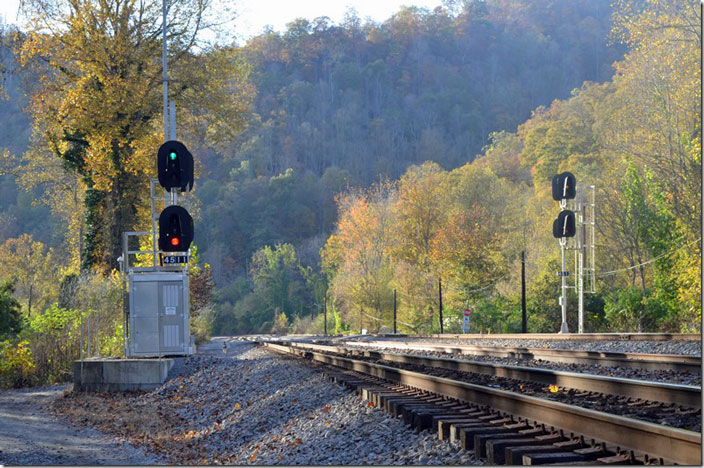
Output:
73,358,175,392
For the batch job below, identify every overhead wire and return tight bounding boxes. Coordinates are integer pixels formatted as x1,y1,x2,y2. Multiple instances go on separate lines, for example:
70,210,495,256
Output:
360,310,427,332
596,238,701,277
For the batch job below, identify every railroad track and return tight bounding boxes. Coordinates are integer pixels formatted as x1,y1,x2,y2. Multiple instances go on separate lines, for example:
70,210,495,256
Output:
260,341,702,465
328,339,702,374
282,341,701,410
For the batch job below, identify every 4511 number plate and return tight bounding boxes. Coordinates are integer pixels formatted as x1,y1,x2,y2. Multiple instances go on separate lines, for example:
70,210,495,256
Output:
163,255,188,264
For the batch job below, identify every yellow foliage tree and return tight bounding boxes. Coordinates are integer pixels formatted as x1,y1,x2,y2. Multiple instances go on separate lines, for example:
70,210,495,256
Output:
322,184,396,328
0,234,57,317
17,0,251,272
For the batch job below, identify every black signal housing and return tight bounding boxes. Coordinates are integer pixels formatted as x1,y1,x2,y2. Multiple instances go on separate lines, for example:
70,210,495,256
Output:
157,140,194,192
158,205,194,252
551,171,576,201
552,210,576,238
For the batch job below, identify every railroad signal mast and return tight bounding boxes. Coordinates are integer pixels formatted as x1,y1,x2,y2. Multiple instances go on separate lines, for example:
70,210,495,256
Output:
551,172,596,333
120,138,196,357
118,0,196,356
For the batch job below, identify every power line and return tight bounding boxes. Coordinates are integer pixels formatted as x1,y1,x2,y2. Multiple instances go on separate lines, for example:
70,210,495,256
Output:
362,311,382,322
361,310,428,332
395,289,435,301
443,275,508,295
596,238,701,277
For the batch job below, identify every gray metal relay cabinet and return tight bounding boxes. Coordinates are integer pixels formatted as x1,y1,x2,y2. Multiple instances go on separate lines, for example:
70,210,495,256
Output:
127,272,191,357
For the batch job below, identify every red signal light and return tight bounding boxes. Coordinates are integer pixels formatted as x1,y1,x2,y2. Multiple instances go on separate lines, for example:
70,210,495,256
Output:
171,237,180,246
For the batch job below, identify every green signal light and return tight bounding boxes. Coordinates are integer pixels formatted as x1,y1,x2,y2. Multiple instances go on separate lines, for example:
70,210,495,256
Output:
169,151,177,161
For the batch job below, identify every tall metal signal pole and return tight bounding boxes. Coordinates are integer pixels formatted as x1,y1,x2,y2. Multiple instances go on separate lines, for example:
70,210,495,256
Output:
163,0,168,141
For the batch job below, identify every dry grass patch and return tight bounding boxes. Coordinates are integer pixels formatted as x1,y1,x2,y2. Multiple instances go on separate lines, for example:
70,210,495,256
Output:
50,389,205,464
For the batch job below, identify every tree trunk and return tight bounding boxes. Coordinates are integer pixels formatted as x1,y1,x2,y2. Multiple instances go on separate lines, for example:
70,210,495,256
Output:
27,283,33,318
81,181,106,272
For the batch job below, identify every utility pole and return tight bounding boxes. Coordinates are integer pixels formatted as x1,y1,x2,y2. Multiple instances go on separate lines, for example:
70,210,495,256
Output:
393,289,397,334
359,308,363,334
438,277,443,334
521,251,527,333
323,295,327,336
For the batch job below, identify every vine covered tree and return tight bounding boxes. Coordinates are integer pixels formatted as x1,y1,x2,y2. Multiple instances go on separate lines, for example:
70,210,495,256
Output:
17,0,251,272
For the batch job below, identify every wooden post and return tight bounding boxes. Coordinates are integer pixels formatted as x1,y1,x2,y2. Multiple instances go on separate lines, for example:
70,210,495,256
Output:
438,277,444,334
522,251,527,333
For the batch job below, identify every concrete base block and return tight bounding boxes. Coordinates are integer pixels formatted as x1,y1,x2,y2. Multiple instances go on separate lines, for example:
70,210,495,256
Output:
73,358,175,392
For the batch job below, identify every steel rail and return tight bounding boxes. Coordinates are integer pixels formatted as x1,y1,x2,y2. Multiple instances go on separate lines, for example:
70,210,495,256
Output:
425,333,700,341
338,340,702,374
262,341,702,466
285,342,701,408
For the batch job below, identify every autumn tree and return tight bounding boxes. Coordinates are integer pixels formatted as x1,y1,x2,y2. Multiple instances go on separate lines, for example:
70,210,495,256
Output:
597,0,701,330
390,162,448,328
0,234,56,317
322,184,396,328
17,0,251,272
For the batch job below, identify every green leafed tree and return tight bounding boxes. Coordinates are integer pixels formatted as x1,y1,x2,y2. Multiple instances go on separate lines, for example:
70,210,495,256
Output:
0,280,23,339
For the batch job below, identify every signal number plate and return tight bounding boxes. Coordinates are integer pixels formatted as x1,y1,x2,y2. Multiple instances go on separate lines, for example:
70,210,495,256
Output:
163,255,188,264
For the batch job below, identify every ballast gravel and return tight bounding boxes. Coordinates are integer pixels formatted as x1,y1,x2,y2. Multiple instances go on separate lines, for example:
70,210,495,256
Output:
52,342,480,465
378,337,701,356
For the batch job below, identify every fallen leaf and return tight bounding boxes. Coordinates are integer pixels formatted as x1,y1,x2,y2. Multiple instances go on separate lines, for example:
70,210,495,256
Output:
322,405,331,413
548,385,559,393
368,401,374,407
235,403,241,410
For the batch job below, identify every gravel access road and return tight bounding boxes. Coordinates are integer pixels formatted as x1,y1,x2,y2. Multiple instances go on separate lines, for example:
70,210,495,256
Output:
0,385,162,466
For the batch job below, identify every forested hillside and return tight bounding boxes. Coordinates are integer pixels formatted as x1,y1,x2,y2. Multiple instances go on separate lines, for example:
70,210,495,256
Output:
202,0,700,335
0,0,699,387
197,0,628,327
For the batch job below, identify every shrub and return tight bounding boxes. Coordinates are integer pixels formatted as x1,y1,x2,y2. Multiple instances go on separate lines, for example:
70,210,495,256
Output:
272,309,290,334
27,304,82,383
191,306,214,344
0,340,36,388
291,314,314,334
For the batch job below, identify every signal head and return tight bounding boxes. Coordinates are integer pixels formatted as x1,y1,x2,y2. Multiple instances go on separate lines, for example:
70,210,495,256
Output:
158,205,194,252
551,172,577,201
158,140,194,192
552,210,576,238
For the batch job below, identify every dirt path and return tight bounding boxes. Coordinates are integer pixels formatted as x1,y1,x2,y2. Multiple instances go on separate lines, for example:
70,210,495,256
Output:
0,384,162,466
